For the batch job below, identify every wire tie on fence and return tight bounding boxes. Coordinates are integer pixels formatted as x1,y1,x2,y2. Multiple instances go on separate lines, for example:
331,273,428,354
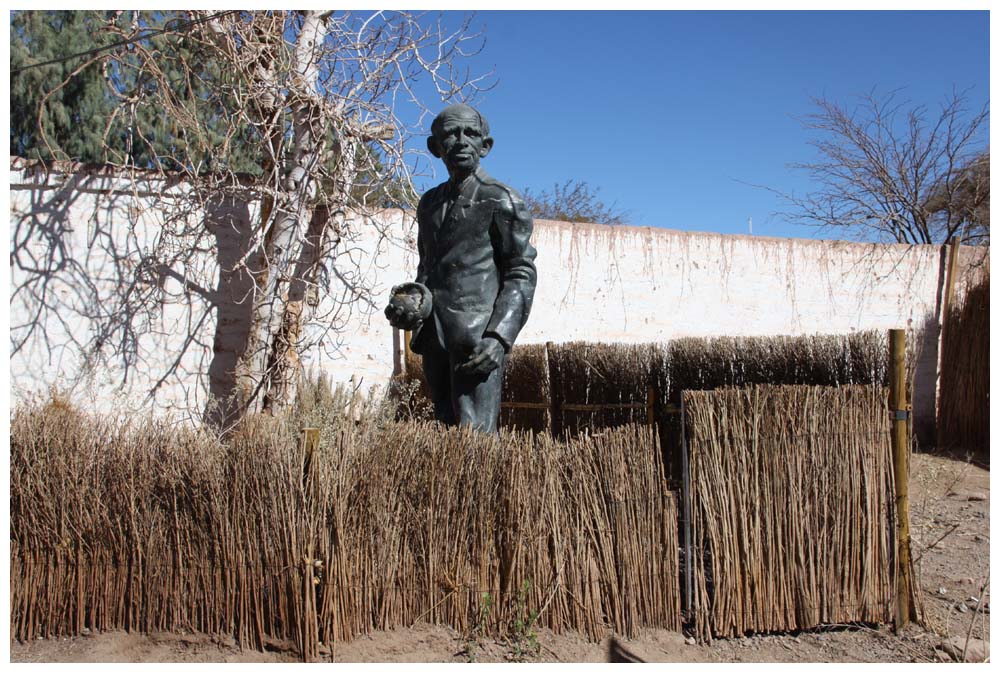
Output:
891,409,911,421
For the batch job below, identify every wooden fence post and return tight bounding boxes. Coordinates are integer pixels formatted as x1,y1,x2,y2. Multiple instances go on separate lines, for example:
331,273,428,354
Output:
403,329,414,374
942,237,962,319
348,375,359,422
646,386,656,426
890,329,914,631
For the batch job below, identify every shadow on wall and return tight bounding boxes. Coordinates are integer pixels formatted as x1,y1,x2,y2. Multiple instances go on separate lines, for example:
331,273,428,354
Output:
909,314,941,449
202,201,341,429
10,164,219,417
10,163,383,424
8,170,125,388
204,196,257,429
10,171,89,371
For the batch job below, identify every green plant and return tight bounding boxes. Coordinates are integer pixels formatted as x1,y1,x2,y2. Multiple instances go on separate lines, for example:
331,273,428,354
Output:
506,579,540,661
460,591,494,662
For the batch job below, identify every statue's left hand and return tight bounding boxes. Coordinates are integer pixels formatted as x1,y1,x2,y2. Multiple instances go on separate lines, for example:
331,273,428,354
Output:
456,337,505,378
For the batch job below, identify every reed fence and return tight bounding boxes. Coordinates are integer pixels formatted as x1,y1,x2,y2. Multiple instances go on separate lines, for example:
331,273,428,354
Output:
500,342,552,433
937,276,989,459
10,400,679,657
13,332,906,655
547,342,666,436
401,332,889,487
403,331,888,445
682,385,896,641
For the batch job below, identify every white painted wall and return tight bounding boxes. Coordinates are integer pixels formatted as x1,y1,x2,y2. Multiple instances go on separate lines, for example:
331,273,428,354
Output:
9,160,987,435
522,220,942,342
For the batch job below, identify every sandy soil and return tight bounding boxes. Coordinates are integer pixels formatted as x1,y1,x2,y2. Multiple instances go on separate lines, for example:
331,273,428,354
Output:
11,452,989,664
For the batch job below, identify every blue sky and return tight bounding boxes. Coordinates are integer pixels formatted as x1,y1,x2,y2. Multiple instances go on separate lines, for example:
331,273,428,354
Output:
407,10,989,241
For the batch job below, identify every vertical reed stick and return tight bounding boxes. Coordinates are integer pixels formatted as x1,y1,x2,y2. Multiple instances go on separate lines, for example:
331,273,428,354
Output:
680,395,693,621
546,341,558,435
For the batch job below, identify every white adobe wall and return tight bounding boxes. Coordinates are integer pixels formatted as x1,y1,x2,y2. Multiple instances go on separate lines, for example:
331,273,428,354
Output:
9,161,987,434
520,220,945,343
9,162,223,422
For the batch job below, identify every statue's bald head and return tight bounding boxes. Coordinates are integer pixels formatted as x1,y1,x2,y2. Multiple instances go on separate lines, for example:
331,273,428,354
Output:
427,103,494,177
431,103,490,138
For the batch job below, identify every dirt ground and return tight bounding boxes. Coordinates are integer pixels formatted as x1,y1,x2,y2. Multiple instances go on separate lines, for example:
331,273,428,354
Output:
10,451,989,664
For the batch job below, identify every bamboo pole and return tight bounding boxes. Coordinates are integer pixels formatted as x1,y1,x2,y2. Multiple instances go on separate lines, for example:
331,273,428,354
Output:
890,329,913,631
500,401,551,410
302,427,321,660
562,402,649,412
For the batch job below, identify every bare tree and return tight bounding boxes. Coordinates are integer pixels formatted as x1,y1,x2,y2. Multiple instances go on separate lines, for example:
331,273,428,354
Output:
776,89,988,245
923,151,989,244
522,179,628,225
14,10,491,426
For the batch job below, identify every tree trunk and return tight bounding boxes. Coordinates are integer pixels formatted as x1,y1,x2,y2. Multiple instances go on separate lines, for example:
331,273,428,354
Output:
263,205,331,413
232,10,331,417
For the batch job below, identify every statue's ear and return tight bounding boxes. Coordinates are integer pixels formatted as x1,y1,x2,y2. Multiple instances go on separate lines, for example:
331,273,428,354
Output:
479,136,494,158
427,136,442,158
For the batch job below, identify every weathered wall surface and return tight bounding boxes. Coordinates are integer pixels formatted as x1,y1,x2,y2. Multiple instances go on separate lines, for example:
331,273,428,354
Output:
9,160,988,436
10,162,219,421
524,220,938,341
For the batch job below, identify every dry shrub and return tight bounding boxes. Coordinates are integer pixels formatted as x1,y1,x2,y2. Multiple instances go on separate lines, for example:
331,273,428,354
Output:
937,276,989,459
297,367,432,425
10,398,680,654
683,384,895,641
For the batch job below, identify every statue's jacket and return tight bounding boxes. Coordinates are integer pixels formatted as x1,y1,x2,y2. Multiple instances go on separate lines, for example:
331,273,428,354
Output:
412,167,537,358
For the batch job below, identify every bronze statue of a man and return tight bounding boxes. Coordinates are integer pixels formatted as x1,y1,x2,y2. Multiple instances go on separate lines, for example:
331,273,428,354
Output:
385,104,537,432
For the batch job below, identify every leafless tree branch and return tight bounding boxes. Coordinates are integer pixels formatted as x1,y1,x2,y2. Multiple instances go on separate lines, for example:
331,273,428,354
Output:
773,88,988,245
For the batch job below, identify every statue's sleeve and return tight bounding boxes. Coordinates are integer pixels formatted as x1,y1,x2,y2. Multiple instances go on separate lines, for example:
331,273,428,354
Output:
484,193,537,351
414,195,429,286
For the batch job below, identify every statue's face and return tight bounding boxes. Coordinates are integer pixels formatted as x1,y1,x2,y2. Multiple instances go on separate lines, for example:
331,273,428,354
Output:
431,108,491,174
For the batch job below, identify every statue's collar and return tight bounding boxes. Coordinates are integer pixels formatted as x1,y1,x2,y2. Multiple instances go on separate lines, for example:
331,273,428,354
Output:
445,167,485,199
